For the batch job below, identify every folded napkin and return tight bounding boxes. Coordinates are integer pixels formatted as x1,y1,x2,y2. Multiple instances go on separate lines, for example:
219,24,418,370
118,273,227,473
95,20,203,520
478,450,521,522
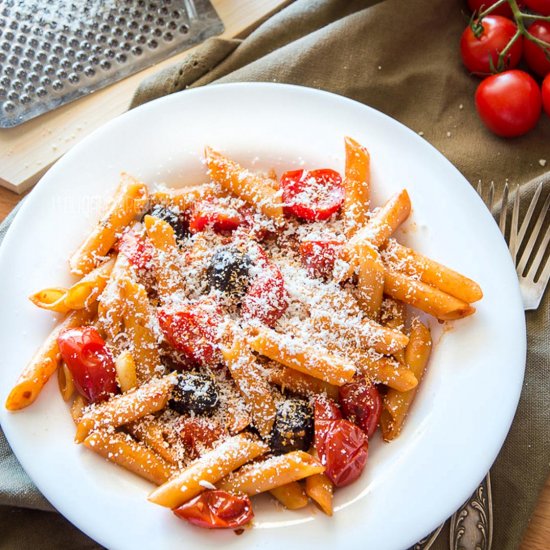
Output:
1,1,548,548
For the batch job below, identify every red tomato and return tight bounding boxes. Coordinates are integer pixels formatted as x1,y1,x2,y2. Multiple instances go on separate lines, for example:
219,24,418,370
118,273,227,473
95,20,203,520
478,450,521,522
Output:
299,240,343,279
281,169,344,221
174,490,254,529
178,417,223,459
523,0,550,15
188,199,243,233
241,244,288,326
313,397,342,453
117,227,154,271
524,21,550,77
319,419,369,487
475,70,542,137
460,16,523,75
543,73,550,116
467,0,515,18
57,326,118,403
339,379,382,439
158,302,222,365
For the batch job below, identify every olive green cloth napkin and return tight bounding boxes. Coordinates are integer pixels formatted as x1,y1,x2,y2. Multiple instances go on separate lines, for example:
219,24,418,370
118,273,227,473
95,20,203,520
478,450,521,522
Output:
1,0,548,548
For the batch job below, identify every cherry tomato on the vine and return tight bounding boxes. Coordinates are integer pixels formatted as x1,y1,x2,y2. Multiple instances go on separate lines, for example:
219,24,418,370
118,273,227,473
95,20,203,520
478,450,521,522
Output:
57,326,118,403
475,70,542,137
523,0,550,16
174,490,254,529
467,0,515,18
523,21,550,77
542,74,550,116
460,16,523,75
281,168,345,221
339,378,382,439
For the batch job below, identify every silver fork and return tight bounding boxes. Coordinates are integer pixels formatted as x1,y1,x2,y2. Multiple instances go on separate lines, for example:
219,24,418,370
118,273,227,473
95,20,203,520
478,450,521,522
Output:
415,180,550,550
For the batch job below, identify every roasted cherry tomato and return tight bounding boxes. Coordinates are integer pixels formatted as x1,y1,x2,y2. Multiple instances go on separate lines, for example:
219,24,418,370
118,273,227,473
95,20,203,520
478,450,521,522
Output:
241,244,288,326
523,21,550,77
281,168,344,221
339,378,382,439
117,227,154,271
158,302,222,365
319,419,369,487
174,490,254,529
475,70,542,137
543,73,550,116
57,326,118,403
177,417,223,459
467,0,515,18
188,199,243,233
299,240,343,279
523,0,550,15
313,397,342,453
460,16,522,75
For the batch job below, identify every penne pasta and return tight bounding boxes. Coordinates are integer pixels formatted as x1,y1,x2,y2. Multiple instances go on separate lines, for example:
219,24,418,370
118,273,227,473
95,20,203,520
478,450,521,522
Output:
221,337,277,439
267,364,339,400
120,278,160,383
84,430,174,486
70,394,88,424
384,269,476,320
57,362,75,402
218,451,324,496
29,258,115,314
70,174,148,275
126,419,178,465
148,434,268,508
248,327,356,387
270,481,309,510
381,319,432,441
357,353,418,392
205,147,284,222
75,374,177,443
5,307,95,411
305,449,334,516
354,241,385,319
343,136,371,236
383,240,483,303
115,351,138,393
152,183,224,212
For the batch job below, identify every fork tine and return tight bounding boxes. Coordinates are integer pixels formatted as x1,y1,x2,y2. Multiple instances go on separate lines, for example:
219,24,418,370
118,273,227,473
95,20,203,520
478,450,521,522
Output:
499,183,509,235
488,182,495,213
517,192,550,276
509,185,520,261
517,182,543,247
525,221,550,281
476,180,483,196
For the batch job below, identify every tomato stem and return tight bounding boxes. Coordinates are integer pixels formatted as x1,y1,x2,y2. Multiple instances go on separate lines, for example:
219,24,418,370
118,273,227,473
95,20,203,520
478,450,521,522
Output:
477,0,510,18
496,28,522,70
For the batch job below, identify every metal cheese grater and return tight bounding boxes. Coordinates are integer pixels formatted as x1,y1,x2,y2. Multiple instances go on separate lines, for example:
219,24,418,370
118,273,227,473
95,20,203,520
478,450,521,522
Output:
0,0,224,128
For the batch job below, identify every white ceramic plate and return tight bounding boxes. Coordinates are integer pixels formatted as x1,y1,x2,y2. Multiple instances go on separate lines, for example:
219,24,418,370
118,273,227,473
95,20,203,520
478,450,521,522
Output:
0,83,525,550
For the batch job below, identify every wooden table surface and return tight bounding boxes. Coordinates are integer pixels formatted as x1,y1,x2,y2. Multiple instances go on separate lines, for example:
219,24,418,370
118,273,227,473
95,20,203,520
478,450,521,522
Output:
0,1,548,548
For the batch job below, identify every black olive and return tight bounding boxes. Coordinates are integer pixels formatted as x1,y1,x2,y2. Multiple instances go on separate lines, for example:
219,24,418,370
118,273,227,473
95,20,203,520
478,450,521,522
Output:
270,399,313,455
169,372,219,415
145,205,188,241
207,246,251,297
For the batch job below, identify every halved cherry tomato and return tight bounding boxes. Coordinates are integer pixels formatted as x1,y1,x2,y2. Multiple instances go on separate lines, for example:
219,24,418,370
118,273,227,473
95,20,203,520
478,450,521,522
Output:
319,419,369,487
178,417,223,459
174,490,254,529
158,302,222,365
339,378,382,438
475,70,542,137
460,16,523,75
117,227,154,271
57,326,118,403
241,244,288,326
281,169,344,221
543,73,550,116
188,199,243,233
299,240,343,279
523,21,550,77
313,397,342,453
523,0,550,16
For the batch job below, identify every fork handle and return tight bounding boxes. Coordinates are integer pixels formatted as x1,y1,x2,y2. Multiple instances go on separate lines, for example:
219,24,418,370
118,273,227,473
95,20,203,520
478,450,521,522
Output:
449,472,493,550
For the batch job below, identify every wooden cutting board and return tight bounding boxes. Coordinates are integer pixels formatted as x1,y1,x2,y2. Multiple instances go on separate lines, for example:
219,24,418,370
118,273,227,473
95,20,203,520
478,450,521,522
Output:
0,0,290,194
